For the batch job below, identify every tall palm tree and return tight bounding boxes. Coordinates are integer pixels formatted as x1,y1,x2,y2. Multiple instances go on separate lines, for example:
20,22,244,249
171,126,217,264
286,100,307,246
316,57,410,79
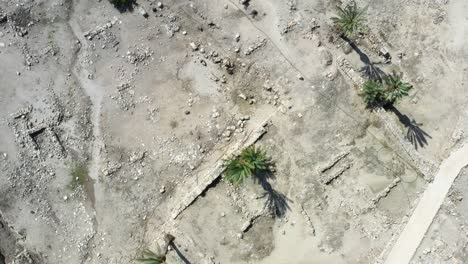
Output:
331,1,367,39
383,71,412,104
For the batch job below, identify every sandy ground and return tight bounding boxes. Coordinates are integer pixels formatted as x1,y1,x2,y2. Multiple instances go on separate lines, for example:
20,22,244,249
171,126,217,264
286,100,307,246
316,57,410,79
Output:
385,142,468,264
411,166,468,264
0,0,467,263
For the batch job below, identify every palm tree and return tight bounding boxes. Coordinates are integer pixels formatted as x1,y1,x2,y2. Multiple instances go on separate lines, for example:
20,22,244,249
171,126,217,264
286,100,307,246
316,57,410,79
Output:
383,71,412,104
331,1,367,39
360,79,384,107
225,146,270,186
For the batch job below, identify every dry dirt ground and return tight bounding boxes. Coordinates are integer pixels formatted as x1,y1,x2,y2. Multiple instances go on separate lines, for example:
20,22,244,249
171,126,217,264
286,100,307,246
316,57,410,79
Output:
412,166,468,264
0,0,467,263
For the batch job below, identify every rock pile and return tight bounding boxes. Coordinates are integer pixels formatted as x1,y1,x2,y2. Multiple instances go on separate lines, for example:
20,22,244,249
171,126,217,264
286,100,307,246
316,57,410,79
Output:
371,177,401,204
84,17,119,40
316,151,352,185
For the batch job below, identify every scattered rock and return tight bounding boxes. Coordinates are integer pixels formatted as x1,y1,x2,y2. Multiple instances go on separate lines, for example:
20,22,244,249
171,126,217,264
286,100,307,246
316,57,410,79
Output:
240,220,252,232
320,49,333,66
244,38,267,55
138,7,149,18
317,151,350,174
222,130,231,138
342,42,352,54
84,17,118,40
222,58,235,74
240,0,250,6
372,177,401,204
189,42,198,51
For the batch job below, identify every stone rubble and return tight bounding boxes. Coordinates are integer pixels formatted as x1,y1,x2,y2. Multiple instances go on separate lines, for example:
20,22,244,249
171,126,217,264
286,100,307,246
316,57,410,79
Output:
371,177,401,204
84,16,119,40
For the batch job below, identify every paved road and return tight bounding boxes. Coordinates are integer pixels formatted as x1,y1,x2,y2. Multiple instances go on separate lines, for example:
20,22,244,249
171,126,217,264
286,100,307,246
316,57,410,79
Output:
384,142,468,264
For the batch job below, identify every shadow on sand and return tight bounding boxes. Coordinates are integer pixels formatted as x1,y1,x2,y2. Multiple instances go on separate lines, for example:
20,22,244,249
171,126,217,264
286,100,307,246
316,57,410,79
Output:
169,242,192,264
255,168,291,218
386,105,432,150
342,36,387,82
341,36,431,150
110,0,137,13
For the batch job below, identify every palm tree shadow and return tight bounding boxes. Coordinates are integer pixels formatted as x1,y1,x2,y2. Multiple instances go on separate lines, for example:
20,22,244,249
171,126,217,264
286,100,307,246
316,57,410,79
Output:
360,63,387,82
255,168,291,218
169,242,192,264
340,35,429,149
386,105,432,150
110,0,137,13
342,36,387,82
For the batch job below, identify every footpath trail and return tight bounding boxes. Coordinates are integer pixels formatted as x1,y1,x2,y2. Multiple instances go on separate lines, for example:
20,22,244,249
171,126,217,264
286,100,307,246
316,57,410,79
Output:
384,142,468,264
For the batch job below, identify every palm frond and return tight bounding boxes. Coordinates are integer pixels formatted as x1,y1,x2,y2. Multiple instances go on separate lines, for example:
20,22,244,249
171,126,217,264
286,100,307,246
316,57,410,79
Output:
224,146,270,186
383,71,412,104
360,80,385,107
136,249,166,264
331,1,366,38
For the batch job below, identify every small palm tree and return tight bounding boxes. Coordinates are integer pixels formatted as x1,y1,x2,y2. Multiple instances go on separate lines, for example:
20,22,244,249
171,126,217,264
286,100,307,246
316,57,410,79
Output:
136,249,166,264
331,1,366,39
383,72,412,104
360,80,384,107
225,146,269,186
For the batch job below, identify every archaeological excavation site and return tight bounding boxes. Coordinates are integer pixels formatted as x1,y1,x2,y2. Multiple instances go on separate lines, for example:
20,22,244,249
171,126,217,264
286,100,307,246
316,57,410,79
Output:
0,0,467,263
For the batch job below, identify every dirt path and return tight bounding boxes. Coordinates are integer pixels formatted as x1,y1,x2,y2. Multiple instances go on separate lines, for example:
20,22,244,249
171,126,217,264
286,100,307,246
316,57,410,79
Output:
383,141,468,264
68,17,104,210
